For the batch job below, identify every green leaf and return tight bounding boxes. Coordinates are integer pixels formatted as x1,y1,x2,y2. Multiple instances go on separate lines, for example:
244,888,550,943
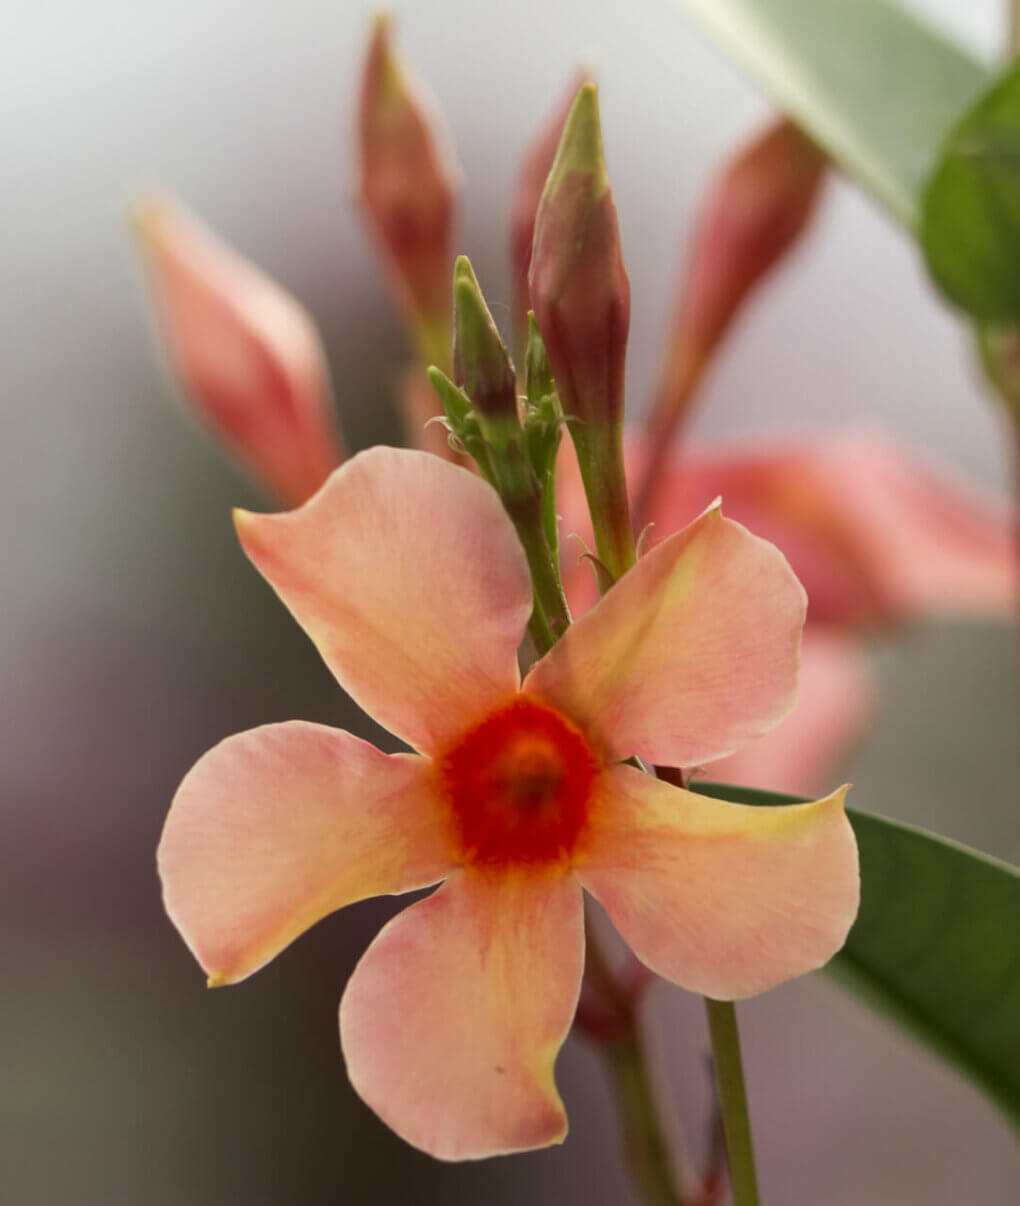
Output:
693,781,1020,1125
921,64,1020,321
668,0,990,227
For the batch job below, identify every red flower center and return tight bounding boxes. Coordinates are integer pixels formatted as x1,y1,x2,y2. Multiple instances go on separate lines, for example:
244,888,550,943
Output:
438,695,600,867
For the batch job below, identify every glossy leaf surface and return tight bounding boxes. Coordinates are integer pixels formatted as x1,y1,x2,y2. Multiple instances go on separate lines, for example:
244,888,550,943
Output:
921,64,1020,321
669,0,989,226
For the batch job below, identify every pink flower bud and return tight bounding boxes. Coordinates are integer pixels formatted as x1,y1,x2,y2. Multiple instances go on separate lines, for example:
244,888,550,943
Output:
356,15,458,367
132,197,344,506
529,84,634,582
529,83,630,432
636,118,825,524
659,120,824,430
509,74,587,356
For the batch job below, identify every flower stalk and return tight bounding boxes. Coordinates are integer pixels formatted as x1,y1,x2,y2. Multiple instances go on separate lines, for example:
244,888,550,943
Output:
705,1000,759,1206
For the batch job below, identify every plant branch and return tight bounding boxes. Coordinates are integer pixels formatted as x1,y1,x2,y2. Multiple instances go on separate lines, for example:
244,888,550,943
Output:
704,999,759,1206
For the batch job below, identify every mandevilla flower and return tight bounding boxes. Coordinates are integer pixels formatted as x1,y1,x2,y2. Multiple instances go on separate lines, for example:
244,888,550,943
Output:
158,447,859,1159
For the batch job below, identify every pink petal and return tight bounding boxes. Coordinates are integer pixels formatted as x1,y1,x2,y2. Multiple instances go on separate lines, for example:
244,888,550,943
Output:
236,447,533,754
340,869,583,1159
639,432,1017,626
133,197,344,506
158,722,453,986
576,765,858,999
526,504,806,767
708,629,875,797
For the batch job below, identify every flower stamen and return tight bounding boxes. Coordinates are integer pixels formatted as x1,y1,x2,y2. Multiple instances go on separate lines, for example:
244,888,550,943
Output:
438,695,599,867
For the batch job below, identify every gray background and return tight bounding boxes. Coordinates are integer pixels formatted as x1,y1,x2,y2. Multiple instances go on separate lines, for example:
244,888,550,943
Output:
2,1,1018,1202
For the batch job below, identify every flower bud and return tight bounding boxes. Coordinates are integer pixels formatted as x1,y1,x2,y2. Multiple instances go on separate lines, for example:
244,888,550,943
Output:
357,15,458,368
396,365,462,462
529,83,634,582
453,256,518,438
509,75,586,358
131,196,344,506
529,82,630,431
651,119,824,443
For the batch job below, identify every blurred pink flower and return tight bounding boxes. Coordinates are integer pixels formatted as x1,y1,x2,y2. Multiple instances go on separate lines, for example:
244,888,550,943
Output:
132,197,345,506
158,447,857,1159
561,432,1017,794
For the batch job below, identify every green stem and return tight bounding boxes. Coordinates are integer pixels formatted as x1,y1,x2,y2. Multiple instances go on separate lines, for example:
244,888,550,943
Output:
525,588,559,656
584,919,685,1206
510,497,572,643
570,419,637,583
606,1033,683,1206
705,999,759,1206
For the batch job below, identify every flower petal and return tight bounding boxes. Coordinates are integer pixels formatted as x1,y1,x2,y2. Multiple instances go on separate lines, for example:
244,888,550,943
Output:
235,447,533,754
526,504,806,767
708,629,875,796
576,765,858,999
133,197,345,506
158,722,453,986
340,869,583,1160
638,432,1017,626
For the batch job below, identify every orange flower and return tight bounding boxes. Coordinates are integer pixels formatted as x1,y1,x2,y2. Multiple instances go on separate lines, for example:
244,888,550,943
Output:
158,447,858,1159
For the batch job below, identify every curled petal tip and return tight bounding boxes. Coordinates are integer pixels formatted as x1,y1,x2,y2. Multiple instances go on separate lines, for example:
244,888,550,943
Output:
231,506,257,536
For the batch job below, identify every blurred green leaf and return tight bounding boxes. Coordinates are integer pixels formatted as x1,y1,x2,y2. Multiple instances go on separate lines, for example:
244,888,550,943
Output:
694,781,1020,1125
921,64,1020,321
669,0,989,227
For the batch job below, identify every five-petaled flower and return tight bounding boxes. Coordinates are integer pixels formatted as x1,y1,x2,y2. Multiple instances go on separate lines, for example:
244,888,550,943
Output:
158,446,859,1160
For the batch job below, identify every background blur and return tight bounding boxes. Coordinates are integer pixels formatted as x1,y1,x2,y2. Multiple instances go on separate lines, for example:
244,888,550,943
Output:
3,1,1018,1202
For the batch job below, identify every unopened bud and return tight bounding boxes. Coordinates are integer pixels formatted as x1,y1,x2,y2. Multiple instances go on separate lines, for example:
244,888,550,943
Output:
529,82,631,430
636,118,824,523
357,15,458,367
397,366,462,462
667,121,823,421
529,83,634,582
509,75,586,357
131,197,344,506
453,256,518,438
